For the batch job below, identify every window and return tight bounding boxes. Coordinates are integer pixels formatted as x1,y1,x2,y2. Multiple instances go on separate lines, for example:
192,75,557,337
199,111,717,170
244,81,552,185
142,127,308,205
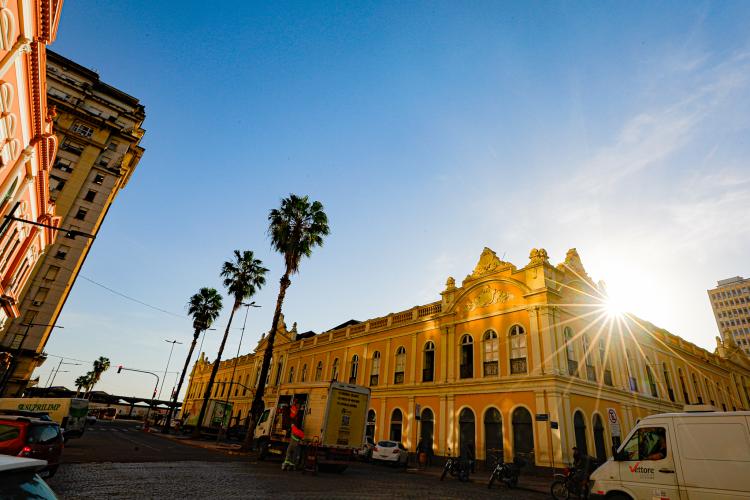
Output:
288,366,295,384
74,208,87,221
394,346,406,384
70,122,93,138
26,425,61,445
53,159,73,173
509,325,527,374
93,174,105,185
301,364,307,383
0,424,20,442
107,141,118,151
646,363,658,398
349,355,359,384
600,339,613,386
679,369,689,403
692,373,703,404
460,334,474,379
275,360,283,386
390,409,403,442
582,335,596,382
97,156,111,167
315,361,323,381
32,287,49,305
84,190,97,202
61,137,84,154
65,226,79,239
49,175,65,191
44,266,60,281
483,330,498,376
621,426,667,461
663,363,675,402
423,341,435,382
626,350,638,392
370,351,380,386
564,327,578,376
331,358,339,381
54,245,70,260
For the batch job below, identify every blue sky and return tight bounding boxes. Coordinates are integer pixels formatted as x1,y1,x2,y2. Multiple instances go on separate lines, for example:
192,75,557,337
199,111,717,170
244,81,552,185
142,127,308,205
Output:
37,1,750,399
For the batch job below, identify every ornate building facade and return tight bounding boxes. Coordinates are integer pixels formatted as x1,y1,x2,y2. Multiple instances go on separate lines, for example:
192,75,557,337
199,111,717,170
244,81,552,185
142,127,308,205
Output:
183,247,750,467
0,49,145,396
0,1,63,390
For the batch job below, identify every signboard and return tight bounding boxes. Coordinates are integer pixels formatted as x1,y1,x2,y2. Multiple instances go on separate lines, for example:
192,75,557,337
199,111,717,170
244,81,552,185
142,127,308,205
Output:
607,407,621,437
535,413,549,421
322,385,369,447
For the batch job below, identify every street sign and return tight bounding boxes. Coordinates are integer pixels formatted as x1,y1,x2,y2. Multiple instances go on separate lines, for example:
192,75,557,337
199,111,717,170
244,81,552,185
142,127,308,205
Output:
607,408,621,437
535,413,549,421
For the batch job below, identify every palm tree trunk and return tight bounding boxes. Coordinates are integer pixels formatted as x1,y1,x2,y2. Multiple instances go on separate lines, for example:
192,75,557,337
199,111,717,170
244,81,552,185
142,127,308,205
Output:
193,302,239,438
163,328,200,434
241,273,291,451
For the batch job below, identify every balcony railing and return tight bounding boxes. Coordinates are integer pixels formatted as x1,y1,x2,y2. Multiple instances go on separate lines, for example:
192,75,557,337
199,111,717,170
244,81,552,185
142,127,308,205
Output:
510,358,527,375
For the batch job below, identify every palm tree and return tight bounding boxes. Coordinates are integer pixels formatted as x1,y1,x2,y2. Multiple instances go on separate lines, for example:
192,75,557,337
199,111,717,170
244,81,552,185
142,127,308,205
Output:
74,374,90,398
242,194,329,450
85,357,110,397
193,250,267,437
162,287,223,434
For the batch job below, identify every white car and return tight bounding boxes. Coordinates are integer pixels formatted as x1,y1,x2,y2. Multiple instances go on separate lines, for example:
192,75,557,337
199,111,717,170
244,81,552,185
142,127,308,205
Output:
0,455,58,499
372,440,408,467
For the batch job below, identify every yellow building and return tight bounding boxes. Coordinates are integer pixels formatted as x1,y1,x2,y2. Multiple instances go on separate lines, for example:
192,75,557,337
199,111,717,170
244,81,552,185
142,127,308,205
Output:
183,247,750,467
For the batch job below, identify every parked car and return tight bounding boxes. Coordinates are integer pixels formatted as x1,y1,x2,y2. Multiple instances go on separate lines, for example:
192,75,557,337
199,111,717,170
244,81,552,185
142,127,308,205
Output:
357,436,375,461
0,455,57,499
371,440,408,467
0,416,64,478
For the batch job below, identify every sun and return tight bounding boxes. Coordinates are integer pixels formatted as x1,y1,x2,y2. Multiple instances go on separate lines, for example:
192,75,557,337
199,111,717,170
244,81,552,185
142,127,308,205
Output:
603,297,624,318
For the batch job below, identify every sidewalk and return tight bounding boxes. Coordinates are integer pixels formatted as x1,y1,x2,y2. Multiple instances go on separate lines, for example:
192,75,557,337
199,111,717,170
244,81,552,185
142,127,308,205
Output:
150,429,256,457
406,463,552,495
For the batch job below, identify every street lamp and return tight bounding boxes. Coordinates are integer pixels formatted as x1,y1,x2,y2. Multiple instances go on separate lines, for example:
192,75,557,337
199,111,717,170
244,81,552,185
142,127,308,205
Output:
0,323,64,396
218,301,260,441
116,365,160,428
47,359,82,388
159,339,183,401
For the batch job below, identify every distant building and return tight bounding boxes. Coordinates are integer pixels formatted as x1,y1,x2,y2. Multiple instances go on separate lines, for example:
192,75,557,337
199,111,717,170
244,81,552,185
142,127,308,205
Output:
0,1,64,393
0,51,145,396
708,276,750,355
183,247,750,468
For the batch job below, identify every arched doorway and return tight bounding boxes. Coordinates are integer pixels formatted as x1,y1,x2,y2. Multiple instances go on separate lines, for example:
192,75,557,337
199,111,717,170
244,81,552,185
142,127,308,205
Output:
366,409,376,440
593,414,606,461
420,408,434,456
390,409,403,442
512,407,534,460
574,411,588,454
484,408,503,462
459,408,476,460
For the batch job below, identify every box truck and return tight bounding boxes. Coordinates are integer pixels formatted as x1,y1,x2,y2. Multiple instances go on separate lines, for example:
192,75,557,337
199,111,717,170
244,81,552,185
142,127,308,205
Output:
0,397,88,440
255,381,371,472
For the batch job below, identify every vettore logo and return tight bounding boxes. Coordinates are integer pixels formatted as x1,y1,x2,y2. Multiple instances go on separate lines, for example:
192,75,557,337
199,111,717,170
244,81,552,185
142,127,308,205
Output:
628,462,655,474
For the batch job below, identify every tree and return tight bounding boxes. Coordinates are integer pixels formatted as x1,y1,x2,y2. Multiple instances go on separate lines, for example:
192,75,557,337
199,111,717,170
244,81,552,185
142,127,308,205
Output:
193,250,267,437
74,374,91,398
162,287,223,434
242,194,329,450
85,357,110,397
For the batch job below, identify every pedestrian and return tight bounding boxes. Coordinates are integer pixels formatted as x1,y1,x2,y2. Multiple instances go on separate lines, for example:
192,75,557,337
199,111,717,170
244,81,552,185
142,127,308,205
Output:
282,423,304,471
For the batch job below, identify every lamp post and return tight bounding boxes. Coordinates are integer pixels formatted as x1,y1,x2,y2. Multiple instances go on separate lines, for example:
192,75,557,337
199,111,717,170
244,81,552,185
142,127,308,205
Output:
0,323,64,396
159,340,183,401
116,365,159,429
48,359,81,388
217,302,260,441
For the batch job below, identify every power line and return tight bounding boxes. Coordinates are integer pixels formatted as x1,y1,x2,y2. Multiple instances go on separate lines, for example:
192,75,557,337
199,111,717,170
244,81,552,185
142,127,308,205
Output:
78,274,186,320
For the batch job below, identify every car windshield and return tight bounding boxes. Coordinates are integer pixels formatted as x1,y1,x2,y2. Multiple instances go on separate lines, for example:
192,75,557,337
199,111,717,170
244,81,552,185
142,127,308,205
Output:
377,441,397,447
0,472,57,499
26,425,60,445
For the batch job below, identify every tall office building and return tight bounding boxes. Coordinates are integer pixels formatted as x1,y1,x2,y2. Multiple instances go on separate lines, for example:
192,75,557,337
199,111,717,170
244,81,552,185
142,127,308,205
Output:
0,50,145,395
708,276,750,355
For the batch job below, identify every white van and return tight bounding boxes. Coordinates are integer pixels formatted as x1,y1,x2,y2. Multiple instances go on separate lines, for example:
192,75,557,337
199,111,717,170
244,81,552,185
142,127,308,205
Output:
590,407,750,500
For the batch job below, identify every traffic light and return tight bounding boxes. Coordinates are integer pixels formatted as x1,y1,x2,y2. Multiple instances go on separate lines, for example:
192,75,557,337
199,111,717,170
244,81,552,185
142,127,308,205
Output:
117,365,123,373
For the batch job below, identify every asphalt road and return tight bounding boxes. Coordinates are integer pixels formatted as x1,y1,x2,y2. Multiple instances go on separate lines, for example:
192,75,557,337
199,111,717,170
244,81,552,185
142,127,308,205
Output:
47,420,548,499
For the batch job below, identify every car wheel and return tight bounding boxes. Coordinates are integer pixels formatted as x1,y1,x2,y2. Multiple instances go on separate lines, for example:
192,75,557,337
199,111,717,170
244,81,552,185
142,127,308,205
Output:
46,465,59,479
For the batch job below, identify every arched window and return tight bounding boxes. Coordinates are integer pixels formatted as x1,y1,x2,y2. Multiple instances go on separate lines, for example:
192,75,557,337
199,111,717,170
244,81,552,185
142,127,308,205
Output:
663,363,675,402
420,408,434,454
301,364,307,383
600,339,613,386
574,410,588,453
394,346,406,384
717,382,726,411
564,327,578,376
366,409,376,439
460,334,474,379
331,358,339,381
315,361,323,381
483,330,499,376
692,373,703,404
678,368,688,403
370,351,381,386
275,359,283,386
626,350,638,392
390,409,403,442
349,355,359,384
509,325,527,374
512,407,534,460
583,335,596,382
288,365,295,384
705,377,714,406
593,414,606,461
423,341,435,382
646,362,658,397
484,408,503,459
458,408,475,459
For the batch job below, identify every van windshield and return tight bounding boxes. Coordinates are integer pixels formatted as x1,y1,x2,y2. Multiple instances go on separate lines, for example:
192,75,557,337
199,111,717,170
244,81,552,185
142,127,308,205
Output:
621,426,667,461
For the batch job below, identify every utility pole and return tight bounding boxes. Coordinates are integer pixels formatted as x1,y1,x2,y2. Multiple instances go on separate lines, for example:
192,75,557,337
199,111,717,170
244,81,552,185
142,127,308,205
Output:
48,358,81,388
159,340,183,400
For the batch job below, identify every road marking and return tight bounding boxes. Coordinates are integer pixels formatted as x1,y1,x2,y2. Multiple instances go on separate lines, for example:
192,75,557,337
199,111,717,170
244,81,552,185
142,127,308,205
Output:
116,432,161,452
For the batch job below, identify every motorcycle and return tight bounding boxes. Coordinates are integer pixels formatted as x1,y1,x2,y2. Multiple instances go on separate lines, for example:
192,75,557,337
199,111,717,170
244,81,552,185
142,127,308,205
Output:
440,449,471,482
550,465,589,500
487,450,524,489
